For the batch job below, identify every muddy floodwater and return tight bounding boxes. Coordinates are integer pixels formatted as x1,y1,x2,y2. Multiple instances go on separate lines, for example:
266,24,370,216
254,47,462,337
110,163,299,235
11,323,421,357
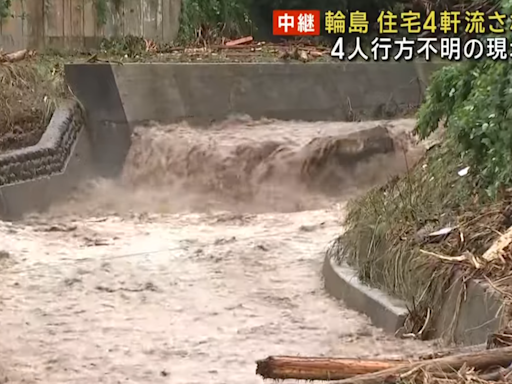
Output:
0,119,434,383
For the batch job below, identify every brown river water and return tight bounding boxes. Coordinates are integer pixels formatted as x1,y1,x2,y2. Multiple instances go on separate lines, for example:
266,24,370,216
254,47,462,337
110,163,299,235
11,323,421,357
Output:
0,118,436,383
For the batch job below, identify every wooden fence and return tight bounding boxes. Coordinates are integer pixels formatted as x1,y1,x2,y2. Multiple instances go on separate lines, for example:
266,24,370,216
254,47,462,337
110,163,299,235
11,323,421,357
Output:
0,0,181,52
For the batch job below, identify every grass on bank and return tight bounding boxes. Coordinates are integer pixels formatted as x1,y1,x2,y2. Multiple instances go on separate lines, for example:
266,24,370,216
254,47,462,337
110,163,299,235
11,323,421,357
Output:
329,32,512,336
329,139,512,336
0,56,70,151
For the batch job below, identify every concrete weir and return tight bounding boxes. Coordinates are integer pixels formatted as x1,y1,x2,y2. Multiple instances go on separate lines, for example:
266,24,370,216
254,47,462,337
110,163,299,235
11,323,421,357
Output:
64,62,441,178
0,61,503,346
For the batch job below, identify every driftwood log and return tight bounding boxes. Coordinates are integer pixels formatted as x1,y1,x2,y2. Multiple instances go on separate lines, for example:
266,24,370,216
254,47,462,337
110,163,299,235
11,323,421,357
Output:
255,356,409,381
256,345,512,382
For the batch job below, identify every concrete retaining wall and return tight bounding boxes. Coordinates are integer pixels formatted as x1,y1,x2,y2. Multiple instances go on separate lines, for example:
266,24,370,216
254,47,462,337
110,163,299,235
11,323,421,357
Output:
433,274,505,345
0,101,92,219
322,254,506,345
112,62,421,123
64,61,444,178
322,255,409,334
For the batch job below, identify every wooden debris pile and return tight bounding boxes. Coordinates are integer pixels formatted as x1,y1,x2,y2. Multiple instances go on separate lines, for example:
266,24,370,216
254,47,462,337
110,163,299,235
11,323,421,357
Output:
256,345,512,383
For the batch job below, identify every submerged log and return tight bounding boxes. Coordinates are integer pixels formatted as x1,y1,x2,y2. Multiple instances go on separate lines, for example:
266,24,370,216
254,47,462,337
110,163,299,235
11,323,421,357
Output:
255,356,408,381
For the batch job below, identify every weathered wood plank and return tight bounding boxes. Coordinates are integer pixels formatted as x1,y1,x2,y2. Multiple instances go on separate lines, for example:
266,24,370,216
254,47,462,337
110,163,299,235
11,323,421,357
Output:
1,0,178,51
25,0,44,49
162,0,180,42
63,0,72,46
104,0,123,38
123,0,142,36
70,0,85,48
142,0,158,40
44,0,65,48
1,0,25,51
82,0,97,48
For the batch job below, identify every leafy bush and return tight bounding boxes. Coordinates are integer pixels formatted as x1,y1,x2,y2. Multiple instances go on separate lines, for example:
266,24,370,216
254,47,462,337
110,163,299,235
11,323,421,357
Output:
416,0,512,197
178,0,253,43
177,0,413,44
0,0,11,21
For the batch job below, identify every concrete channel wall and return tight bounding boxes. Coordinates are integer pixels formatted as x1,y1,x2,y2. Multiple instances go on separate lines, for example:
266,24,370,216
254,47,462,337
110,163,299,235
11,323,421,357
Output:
64,61,444,177
323,254,505,345
0,101,93,220
1,61,502,346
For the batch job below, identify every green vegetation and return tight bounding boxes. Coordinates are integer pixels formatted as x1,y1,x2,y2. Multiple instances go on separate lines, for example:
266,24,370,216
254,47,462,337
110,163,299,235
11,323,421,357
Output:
99,35,147,57
0,0,11,21
175,0,429,44
0,56,70,150
417,0,512,198
94,0,109,27
178,0,253,43
94,0,123,27
174,0,501,44
418,63,512,197
332,0,512,337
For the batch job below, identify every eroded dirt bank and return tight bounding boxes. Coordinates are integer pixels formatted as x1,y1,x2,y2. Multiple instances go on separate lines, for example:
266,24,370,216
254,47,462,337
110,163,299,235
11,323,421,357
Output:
0,119,433,383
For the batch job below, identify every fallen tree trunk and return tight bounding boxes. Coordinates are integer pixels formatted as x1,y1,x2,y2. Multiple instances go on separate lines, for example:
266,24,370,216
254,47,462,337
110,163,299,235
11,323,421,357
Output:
333,346,512,384
255,356,409,380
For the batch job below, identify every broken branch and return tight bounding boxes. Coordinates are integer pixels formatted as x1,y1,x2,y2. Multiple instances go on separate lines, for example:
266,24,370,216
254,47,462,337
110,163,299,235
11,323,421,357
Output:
481,225,512,264
225,36,253,46
332,346,512,384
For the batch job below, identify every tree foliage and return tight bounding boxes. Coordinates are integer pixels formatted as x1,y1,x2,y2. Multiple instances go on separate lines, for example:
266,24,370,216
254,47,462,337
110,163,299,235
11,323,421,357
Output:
417,0,512,197
178,0,413,42
177,0,253,42
0,0,11,21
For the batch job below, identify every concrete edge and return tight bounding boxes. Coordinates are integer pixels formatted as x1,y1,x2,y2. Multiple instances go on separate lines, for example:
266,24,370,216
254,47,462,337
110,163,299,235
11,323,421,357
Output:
0,101,83,185
322,253,409,335
323,251,509,344
433,272,507,345
0,101,91,219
